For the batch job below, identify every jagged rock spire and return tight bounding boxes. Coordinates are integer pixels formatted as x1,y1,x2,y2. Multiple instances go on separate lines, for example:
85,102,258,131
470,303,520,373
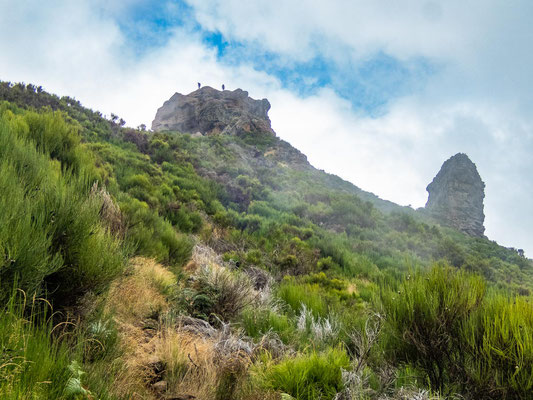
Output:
425,153,485,237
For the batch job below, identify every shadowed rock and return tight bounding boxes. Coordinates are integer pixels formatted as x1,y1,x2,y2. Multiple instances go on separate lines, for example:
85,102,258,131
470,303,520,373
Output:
151,86,274,136
425,153,485,237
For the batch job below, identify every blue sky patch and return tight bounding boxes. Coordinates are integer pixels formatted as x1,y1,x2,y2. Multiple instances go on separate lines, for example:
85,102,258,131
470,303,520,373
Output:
114,0,195,56
114,0,434,116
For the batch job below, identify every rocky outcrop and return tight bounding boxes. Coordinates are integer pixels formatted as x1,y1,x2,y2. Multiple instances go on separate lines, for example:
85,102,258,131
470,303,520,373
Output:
150,86,406,214
425,153,485,237
151,86,274,136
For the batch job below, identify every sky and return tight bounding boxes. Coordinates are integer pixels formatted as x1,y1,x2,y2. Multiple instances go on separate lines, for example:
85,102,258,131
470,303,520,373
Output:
0,0,531,255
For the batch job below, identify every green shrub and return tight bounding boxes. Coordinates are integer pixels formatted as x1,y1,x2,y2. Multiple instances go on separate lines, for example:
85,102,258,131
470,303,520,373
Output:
382,263,485,393
167,207,203,233
0,109,127,306
278,279,327,317
240,307,296,344
384,263,533,398
120,197,192,267
463,294,533,398
253,347,350,400
22,109,86,173
316,256,338,271
0,158,62,301
123,173,153,191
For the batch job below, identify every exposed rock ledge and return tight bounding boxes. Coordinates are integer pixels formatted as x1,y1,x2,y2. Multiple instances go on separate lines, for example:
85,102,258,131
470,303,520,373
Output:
151,86,274,136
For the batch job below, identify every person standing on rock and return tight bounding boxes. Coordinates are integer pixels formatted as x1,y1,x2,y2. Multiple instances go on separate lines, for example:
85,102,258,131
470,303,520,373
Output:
198,82,201,89
222,84,225,90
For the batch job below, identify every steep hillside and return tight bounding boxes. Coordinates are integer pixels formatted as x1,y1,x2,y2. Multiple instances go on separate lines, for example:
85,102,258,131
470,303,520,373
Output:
153,86,409,214
0,81,532,400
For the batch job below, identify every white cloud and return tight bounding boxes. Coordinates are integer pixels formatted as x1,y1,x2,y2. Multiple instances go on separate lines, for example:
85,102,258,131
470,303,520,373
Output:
187,1,529,63
0,0,531,255
1,1,123,79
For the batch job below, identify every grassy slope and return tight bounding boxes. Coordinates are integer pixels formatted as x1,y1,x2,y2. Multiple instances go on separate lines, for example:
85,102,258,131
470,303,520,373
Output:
1,82,532,399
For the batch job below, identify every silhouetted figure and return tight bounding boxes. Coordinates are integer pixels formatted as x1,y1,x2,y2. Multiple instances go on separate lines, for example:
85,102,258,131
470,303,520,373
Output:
198,82,201,89
222,84,225,90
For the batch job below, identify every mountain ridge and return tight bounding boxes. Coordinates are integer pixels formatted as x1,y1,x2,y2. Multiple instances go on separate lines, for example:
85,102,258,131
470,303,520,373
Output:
152,86,415,216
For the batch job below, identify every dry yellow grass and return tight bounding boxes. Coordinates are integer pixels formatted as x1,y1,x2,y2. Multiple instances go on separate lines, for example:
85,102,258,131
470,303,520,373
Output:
105,258,170,323
346,283,358,295
157,328,219,399
157,325,261,400
103,257,176,399
132,257,176,295
100,254,271,399
183,260,198,274
263,149,276,157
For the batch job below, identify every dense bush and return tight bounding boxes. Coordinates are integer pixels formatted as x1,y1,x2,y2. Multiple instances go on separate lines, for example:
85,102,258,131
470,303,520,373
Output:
120,197,193,267
0,108,127,306
463,295,533,398
253,347,350,400
384,264,533,398
383,264,485,393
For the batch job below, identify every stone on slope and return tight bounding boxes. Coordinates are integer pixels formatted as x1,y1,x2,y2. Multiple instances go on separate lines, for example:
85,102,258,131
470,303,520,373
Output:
425,153,485,237
151,86,274,136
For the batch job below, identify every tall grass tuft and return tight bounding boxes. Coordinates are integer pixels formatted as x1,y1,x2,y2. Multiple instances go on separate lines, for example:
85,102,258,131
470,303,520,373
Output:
0,290,73,399
180,264,256,324
278,279,327,317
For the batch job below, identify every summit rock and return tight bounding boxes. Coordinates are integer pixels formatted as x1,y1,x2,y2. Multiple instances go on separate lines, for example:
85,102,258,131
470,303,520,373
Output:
151,86,274,136
425,153,485,237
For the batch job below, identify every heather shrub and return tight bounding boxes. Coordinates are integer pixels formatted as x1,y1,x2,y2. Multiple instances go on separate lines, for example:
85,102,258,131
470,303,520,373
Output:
0,109,127,306
382,264,485,393
462,294,533,398
384,264,533,398
253,347,350,400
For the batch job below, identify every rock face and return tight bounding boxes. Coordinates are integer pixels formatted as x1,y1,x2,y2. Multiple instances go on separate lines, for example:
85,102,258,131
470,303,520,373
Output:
425,153,485,237
151,86,274,136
